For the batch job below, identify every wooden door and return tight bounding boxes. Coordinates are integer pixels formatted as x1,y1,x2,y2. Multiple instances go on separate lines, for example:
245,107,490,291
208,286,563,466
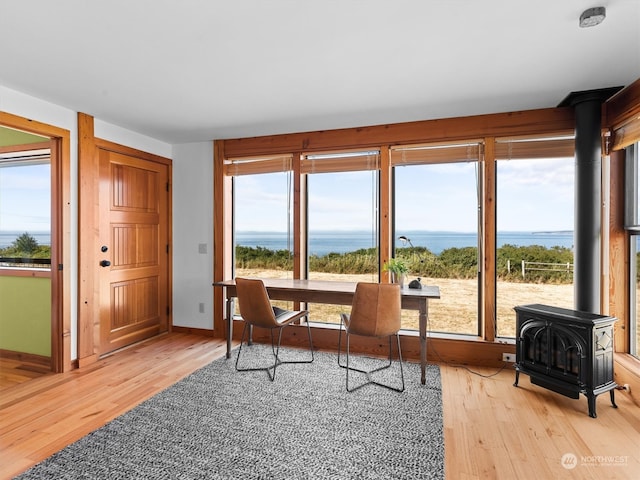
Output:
99,148,170,355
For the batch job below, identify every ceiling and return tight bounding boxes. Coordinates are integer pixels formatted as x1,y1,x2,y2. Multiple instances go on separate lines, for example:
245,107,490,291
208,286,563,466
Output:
0,1,639,145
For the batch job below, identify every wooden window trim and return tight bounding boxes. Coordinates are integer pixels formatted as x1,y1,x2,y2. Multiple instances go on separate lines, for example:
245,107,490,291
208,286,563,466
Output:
224,154,293,176
301,151,380,174
391,142,482,166
495,135,575,160
213,93,640,366
0,268,51,278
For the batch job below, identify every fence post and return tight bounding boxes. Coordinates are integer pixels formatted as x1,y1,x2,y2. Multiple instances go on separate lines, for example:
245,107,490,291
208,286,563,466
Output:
522,260,526,278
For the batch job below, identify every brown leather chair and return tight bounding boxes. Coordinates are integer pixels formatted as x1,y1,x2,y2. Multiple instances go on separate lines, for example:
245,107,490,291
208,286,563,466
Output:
338,282,405,392
235,277,313,380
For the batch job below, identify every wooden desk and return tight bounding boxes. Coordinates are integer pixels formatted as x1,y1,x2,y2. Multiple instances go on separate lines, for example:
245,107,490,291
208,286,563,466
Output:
213,278,440,384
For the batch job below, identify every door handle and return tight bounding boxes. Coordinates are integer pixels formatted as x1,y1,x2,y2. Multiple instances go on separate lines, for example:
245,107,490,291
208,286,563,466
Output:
100,260,111,267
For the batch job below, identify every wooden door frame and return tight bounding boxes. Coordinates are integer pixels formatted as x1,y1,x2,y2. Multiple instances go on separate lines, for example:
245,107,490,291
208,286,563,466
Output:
0,111,72,373
77,113,172,365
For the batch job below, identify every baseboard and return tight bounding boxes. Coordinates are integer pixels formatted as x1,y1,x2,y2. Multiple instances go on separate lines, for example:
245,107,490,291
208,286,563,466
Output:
614,353,640,407
172,325,216,337
0,349,51,367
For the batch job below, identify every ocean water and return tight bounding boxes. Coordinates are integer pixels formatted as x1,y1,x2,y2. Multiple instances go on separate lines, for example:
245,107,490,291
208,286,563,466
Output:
0,230,576,255
236,230,575,256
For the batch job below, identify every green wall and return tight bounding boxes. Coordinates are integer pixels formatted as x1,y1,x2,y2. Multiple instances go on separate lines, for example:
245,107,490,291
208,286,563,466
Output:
0,276,51,356
0,126,47,147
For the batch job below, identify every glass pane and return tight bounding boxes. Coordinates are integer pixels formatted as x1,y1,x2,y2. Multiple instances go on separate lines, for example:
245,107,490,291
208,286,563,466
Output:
633,236,640,359
395,162,479,333
636,148,640,226
234,172,293,278
0,162,51,267
233,172,293,311
307,170,378,324
496,157,575,338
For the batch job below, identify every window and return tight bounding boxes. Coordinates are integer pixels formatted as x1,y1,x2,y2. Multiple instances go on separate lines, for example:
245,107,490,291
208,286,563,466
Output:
0,148,51,268
392,142,481,333
495,137,575,338
303,151,379,324
226,154,294,279
234,171,294,280
228,155,295,312
631,234,640,359
625,142,640,359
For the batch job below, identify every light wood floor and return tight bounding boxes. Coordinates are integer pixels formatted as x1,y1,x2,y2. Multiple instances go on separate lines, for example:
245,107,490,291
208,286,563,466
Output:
0,358,52,389
1,333,639,480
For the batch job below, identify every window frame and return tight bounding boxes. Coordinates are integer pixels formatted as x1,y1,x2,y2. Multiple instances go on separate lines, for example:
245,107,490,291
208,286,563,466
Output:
214,104,640,365
493,135,576,339
0,143,53,276
625,143,640,357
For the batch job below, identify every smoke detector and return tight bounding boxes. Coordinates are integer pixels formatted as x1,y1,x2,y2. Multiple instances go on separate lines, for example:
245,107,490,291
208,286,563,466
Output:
579,7,606,28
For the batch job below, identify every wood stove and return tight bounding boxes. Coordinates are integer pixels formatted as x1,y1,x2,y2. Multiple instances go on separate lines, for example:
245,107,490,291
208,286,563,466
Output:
513,304,617,418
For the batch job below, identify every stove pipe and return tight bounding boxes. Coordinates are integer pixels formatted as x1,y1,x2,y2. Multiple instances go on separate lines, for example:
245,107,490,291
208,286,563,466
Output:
558,87,622,313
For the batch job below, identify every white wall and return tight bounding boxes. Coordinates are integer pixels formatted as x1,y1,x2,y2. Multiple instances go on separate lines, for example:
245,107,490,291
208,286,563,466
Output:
0,85,174,359
171,142,214,329
94,119,172,158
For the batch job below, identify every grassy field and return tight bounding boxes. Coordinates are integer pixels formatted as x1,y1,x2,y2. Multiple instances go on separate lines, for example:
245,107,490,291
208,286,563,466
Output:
236,268,575,338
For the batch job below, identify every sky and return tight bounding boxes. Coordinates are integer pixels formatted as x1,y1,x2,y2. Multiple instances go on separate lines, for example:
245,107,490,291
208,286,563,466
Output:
0,163,51,232
234,157,575,233
0,156,575,235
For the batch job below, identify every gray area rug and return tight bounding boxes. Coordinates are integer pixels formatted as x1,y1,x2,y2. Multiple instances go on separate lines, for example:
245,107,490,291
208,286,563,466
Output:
16,347,444,479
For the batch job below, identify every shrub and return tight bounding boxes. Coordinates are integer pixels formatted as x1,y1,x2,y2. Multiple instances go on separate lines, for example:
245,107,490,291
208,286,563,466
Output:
235,243,574,284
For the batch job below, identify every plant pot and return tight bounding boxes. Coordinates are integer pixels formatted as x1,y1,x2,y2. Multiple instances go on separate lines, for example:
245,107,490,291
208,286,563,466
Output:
390,272,406,288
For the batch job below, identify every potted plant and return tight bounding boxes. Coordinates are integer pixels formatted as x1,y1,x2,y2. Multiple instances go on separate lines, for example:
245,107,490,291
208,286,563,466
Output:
383,258,409,287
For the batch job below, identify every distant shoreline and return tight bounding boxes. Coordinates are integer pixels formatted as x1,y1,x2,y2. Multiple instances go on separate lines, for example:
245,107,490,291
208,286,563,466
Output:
0,231,51,248
236,230,574,256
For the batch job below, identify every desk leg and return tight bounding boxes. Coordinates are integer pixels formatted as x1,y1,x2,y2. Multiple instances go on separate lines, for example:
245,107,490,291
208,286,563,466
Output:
226,296,233,359
420,300,428,385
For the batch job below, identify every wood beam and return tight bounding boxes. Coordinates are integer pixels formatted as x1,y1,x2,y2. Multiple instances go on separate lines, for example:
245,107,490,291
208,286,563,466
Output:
213,140,231,336
379,145,392,282
222,107,575,158
483,138,496,341
606,77,640,131
77,113,99,365
609,149,630,352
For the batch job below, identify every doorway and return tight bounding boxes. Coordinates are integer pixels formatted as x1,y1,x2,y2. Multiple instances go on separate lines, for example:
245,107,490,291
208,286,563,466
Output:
77,114,172,363
0,112,71,381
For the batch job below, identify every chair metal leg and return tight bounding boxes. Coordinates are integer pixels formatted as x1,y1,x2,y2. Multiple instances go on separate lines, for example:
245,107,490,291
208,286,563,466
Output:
343,331,405,393
337,314,345,367
236,323,281,381
395,333,405,392
235,320,314,381
278,320,314,365
270,328,284,381
338,314,392,373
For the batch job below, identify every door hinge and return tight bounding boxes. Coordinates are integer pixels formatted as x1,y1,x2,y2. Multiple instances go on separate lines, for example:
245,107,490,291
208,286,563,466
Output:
166,306,171,316
58,264,63,271
166,244,170,254
166,182,170,192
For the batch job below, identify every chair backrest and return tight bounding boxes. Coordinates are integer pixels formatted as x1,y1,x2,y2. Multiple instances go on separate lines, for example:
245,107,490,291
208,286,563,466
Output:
347,282,401,337
235,278,277,328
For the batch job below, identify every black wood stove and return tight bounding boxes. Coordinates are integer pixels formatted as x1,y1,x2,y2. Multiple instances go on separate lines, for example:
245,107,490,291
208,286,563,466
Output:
513,304,617,418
